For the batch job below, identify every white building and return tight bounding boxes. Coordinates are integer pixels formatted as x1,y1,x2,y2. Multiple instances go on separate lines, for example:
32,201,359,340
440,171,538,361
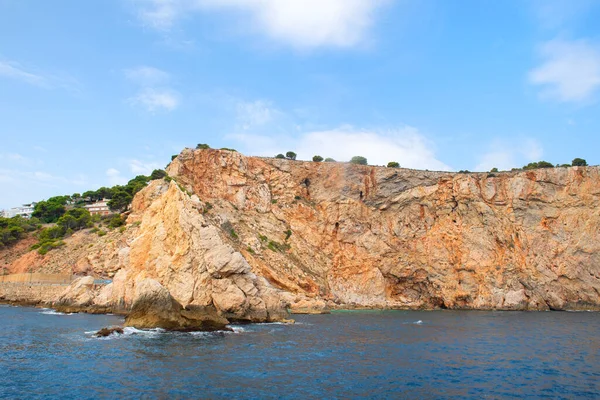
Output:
84,199,111,216
1,203,37,219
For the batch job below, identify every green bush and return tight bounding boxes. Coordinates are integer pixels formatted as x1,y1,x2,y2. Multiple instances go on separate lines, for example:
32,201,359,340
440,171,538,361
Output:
196,143,210,150
286,151,297,160
490,167,499,172
275,154,285,159
387,161,400,168
350,156,368,165
324,158,336,162
312,155,324,162
523,161,554,170
572,158,587,167
150,169,167,180
108,214,125,229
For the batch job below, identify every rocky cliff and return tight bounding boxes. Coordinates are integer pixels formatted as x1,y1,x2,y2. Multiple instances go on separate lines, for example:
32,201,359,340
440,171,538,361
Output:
4,148,600,323
166,148,600,311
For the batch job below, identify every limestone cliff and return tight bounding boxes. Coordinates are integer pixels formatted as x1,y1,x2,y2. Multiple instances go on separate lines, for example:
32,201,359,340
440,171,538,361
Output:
4,148,600,318
166,148,600,311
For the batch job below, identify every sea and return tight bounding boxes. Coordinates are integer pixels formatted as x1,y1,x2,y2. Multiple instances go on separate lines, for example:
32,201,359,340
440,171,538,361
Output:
0,305,598,399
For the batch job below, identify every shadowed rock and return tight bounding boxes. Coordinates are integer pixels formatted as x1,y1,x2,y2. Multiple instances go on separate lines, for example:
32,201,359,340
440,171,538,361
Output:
124,279,231,332
95,326,124,337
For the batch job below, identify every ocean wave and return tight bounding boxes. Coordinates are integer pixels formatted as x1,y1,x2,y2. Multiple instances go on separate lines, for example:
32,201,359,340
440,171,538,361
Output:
40,310,73,316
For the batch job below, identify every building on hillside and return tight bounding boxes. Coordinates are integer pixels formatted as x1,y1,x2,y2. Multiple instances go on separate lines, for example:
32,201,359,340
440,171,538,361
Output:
1,203,37,219
84,199,111,216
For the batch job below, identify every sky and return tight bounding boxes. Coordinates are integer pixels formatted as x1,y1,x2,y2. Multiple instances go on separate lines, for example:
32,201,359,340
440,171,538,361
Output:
1,0,600,209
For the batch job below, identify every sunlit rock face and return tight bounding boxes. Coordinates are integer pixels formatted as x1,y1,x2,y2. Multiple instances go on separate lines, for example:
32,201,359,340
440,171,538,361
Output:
165,148,600,311
9,148,600,318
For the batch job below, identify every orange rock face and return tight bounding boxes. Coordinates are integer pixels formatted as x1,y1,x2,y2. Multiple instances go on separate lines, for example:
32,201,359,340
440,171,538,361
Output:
5,148,600,315
166,149,600,310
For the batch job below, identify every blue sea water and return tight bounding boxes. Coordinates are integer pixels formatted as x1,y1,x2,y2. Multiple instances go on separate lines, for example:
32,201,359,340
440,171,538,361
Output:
0,305,599,399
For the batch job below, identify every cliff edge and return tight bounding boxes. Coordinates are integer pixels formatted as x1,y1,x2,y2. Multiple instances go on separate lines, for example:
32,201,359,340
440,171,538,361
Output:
3,148,600,325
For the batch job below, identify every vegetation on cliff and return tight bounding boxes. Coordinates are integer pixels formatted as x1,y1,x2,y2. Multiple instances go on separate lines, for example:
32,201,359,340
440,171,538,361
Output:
0,216,40,248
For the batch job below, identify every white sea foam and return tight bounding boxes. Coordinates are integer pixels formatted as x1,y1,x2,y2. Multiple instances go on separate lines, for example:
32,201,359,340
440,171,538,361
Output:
414,320,423,325
40,310,73,316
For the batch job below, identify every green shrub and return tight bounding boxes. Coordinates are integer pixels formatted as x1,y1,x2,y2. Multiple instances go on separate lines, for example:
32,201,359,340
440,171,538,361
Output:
286,151,297,160
324,158,336,162
108,214,125,229
284,229,292,241
490,167,499,172
275,154,285,159
572,158,587,167
350,156,367,165
196,143,210,150
523,161,554,170
97,230,107,237
150,169,167,180
312,155,324,162
387,161,400,168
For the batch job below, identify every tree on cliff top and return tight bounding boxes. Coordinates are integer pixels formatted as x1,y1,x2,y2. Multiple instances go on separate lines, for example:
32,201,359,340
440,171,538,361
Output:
286,151,297,160
350,156,368,165
196,143,210,150
572,158,588,167
150,169,167,180
523,161,554,170
387,161,400,168
312,155,324,162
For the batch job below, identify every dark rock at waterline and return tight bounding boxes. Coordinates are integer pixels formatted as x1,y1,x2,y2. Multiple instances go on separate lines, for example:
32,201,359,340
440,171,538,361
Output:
124,279,231,331
95,326,124,337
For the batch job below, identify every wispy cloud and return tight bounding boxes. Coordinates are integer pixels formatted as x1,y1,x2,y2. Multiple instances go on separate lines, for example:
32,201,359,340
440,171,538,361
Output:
125,66,171,85
129,159,163,175
0,59,79,91
532,0,595,30
474,139,544,172
529,38,600,103
236,99,279,129
229,125,451,171
0,60,46,86
106,168,127,186
125,65,180,112
128,88,180,111
131,0,390,49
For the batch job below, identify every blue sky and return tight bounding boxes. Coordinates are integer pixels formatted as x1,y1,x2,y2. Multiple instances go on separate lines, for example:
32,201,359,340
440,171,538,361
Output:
1,0,600,209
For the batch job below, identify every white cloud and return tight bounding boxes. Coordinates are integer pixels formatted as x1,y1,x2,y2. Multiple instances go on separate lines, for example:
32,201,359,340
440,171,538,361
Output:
129,159,163,175
230,125,451,171
0,153,29,164
0,60,46,86
106,168,127,186
0,59,79,92
125,66,171,85
125,65,180,112
532,0,595,29
131,0,389,49
128,88,180,111
529,39,600,102
474,139,544,172
236,100,278,129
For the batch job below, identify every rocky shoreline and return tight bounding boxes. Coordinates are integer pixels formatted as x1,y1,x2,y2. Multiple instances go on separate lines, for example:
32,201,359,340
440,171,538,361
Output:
2,149,600,329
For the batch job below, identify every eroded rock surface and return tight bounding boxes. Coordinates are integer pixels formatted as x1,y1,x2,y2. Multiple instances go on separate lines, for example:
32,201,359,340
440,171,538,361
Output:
5,148,600,324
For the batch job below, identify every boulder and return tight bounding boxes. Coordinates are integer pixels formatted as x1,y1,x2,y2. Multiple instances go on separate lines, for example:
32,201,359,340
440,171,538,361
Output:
124,279,230,331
